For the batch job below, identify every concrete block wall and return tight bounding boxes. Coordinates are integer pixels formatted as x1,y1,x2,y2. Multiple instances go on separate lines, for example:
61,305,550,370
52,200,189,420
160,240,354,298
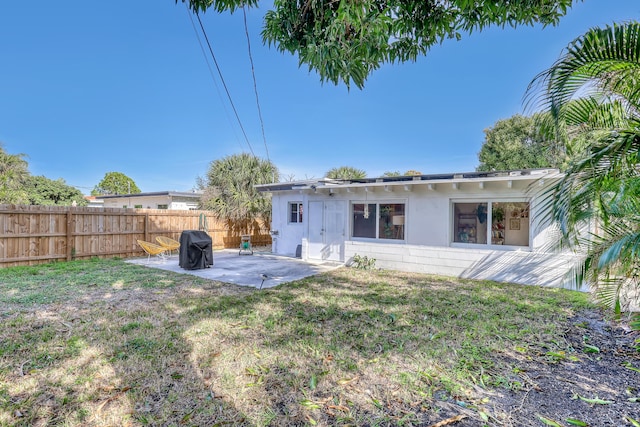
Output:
345,241,581,289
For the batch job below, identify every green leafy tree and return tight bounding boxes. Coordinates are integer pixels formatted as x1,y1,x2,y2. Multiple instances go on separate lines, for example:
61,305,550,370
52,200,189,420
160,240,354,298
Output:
477,109,601,172
200,153,278,233
382,171,401,177
0,144,30,204
526,21,640,313
404,170,422,176
92,172,141,196
477,114,560,171
24,175,88,206
325,166,366,180
181,0,574,89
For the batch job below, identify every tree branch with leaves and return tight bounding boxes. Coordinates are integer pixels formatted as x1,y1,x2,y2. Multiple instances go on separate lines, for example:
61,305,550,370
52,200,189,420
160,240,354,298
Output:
181,0,576,89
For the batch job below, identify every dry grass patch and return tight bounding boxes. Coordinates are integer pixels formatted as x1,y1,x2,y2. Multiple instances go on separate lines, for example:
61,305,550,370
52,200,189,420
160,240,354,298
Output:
2,258,625,426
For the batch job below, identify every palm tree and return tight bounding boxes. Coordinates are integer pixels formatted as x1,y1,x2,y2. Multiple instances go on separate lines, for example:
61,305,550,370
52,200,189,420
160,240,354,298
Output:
526,21,640,312
0,144,30,204
325,166,366,180
200,153,279,234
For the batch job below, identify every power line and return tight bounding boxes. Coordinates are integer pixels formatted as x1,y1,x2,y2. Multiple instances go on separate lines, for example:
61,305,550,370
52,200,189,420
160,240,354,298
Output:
191,9,256,157
242,6,270,162
186,7,245,153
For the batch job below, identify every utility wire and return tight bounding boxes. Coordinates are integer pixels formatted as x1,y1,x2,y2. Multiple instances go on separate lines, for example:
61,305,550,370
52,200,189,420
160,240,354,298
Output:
242,6,270,162
186,7,245,152
193,10,256,156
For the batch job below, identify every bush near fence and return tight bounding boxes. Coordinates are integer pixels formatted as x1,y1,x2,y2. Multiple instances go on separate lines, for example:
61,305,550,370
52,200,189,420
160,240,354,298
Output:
0,205,271,267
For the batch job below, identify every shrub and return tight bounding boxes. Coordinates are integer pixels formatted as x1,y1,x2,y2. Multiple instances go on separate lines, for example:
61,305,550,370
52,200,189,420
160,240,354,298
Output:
351,254,376,270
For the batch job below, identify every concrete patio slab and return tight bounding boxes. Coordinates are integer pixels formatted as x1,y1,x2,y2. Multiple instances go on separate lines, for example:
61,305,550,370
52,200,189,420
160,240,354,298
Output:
126,249,341,289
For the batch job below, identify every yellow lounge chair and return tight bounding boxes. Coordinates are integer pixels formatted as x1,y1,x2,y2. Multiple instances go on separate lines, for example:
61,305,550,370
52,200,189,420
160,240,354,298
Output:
137,240,166,263
156,236,180,257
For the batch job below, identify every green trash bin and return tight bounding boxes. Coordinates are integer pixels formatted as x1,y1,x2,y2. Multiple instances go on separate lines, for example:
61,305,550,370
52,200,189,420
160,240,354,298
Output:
239,235,253,255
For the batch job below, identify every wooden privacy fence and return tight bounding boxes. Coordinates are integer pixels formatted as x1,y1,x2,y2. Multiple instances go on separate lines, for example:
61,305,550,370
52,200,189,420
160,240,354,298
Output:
0,205,271,267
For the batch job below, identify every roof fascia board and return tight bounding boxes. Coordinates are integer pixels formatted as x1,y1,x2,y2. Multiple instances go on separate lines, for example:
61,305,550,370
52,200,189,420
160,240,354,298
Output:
255,169,562,193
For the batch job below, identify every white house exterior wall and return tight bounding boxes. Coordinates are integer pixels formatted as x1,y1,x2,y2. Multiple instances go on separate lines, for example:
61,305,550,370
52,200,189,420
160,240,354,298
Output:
265,172,577,288
100,195,199,210
102,195,168,209
343,242,576,288
170,197,200,210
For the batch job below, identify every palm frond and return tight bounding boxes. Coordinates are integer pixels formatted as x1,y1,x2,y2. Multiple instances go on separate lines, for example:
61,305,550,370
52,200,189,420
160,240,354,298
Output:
525,21,640,116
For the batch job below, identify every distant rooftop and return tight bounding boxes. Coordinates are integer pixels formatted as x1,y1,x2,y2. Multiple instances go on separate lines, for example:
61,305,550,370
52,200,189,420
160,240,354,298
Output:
95,190,202,199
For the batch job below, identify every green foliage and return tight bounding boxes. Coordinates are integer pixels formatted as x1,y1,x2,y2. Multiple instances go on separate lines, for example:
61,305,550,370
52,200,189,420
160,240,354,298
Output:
477,113,569,171
92,171,141,195
181,0,573,89
200,153,278,233
0,143,30,204
0,144,92,206
325,166,366,180
350,254,376,270
24,175,87,206
527,21,640,315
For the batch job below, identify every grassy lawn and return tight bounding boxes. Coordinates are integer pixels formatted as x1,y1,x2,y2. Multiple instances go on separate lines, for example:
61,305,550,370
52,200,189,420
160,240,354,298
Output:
0,259,595,426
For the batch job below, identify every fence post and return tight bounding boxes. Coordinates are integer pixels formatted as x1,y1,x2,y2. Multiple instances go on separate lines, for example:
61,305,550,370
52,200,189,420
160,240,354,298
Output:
66,210,73,261
144,212,149,242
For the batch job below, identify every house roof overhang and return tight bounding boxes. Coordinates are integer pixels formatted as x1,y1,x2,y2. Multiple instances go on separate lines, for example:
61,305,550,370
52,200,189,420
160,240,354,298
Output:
255,168,563,194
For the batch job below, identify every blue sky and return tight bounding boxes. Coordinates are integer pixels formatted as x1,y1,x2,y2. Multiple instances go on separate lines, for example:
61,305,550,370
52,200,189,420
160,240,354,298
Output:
1,1,638,194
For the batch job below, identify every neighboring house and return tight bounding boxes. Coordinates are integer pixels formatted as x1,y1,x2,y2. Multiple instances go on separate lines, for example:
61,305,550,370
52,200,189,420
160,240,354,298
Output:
84,196,104,208
96,191,202,210
257,168,581,288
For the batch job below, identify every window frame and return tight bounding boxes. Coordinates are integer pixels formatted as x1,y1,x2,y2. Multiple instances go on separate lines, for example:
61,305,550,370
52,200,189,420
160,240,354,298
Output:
450,198,531,249
288,202,303,224
350,200,406,242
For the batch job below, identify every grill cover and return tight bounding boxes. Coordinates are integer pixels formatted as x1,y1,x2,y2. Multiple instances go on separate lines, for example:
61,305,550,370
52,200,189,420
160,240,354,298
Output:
179,230,213,270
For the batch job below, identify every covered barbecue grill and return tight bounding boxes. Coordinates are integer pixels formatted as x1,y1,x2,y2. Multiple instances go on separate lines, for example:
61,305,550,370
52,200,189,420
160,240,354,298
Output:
179,230,213,270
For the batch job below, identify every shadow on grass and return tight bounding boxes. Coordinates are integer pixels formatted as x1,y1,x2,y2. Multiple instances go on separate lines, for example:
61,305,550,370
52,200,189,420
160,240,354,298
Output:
169,268,593,425
0,260,597,426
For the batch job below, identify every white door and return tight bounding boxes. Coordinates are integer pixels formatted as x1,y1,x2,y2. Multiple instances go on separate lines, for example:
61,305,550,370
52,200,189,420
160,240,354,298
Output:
308,200,346,261
308,201,325,260
324,200,345,261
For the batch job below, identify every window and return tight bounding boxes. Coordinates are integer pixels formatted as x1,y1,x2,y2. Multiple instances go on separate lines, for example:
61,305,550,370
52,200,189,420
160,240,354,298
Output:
452,201,530,247
157,204,168,210
289,202,303,223
352,202,405,240
352,203,376,238
453,202,487,244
